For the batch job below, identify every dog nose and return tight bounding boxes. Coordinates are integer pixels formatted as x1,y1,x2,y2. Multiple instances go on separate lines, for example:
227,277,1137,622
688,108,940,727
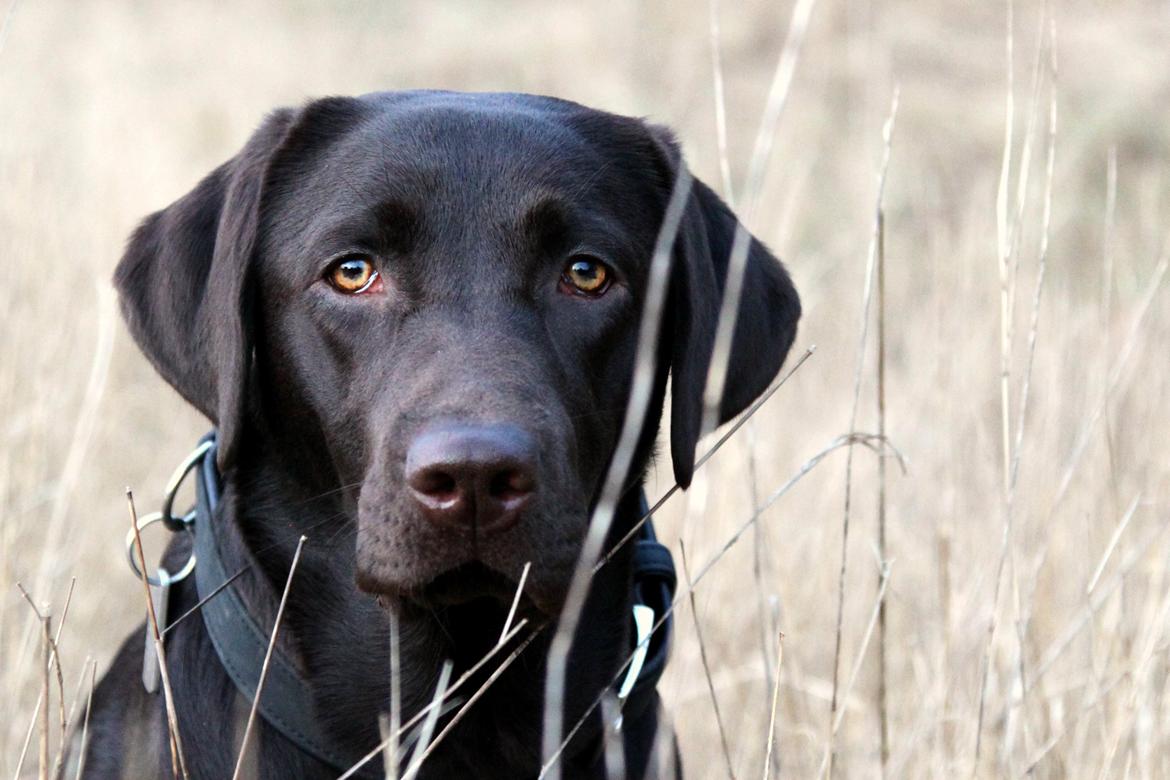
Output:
405,424,537,536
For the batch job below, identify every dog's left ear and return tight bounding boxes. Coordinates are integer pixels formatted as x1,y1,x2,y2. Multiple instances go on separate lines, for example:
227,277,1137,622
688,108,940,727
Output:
648,128,802,488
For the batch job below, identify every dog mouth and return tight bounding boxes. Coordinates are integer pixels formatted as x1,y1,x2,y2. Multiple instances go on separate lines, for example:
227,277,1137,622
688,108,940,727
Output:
370,561,545,619
419,562,526,606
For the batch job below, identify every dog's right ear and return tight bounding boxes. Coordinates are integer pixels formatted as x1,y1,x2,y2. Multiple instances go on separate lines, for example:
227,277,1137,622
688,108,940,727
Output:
644,127,801,489
114,99,362,469
114,110,296,470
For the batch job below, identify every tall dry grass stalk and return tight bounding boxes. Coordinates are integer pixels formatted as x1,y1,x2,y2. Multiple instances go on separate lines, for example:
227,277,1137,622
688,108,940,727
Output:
3,2,1170,777
874,205,889,777
678,541,737,779
230,534,306,780
127,491,187,780
827,86,899,778
540,166,694,779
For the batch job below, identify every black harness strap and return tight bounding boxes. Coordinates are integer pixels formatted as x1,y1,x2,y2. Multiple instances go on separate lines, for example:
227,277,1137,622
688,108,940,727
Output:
174,433,676,775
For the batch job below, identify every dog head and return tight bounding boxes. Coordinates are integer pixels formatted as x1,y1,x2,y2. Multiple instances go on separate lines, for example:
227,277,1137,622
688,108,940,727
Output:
115,91,800,615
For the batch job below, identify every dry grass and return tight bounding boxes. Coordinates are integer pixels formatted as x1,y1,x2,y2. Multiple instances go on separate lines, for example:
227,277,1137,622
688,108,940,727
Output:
3,0,1170,777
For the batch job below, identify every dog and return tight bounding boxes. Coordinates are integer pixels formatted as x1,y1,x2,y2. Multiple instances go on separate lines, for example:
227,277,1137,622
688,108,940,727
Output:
76,90,799,779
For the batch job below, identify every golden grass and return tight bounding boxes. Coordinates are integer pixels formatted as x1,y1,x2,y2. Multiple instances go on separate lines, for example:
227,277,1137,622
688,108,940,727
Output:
3,0,1169,776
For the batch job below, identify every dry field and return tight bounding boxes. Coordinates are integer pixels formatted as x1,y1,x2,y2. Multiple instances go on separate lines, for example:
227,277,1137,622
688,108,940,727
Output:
2,1,1169,777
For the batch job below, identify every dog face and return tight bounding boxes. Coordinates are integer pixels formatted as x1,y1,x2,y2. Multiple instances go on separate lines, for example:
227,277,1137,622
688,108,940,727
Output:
115,91,800,615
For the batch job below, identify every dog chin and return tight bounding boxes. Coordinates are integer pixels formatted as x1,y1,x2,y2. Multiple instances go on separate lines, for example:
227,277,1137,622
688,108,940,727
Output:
358,560,562,618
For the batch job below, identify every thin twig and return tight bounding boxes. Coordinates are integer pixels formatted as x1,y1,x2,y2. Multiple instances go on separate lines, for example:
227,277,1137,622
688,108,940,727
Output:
386,610,401,779
73,660,96,780
707,0,734,204
875,204,890,779
762,632,785,780
1005,2,1050,308
161,568,247,637
746,413,775,762
831,560,894,738
828,88,900,779
231,535,307,780
821,564,895,777
679,541,737,779
0,0,22,59
129,489,188,780
400,660,454,780
1101,146,1118,321
53,657,93,778
52,578,76,742
992,0,1017,500
500,562,531,644
37,606,49,780
13,685,38,779
1086,495,1141,595
750,437,777,777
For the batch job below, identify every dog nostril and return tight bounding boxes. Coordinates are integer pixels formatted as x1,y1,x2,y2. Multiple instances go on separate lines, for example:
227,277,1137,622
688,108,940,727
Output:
489,468,534,501
409,468,460,502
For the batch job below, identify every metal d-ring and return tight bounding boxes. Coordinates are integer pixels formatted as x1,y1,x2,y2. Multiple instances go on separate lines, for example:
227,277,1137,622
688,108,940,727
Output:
124,439,212,586
160,438,214,531
125,511,197,587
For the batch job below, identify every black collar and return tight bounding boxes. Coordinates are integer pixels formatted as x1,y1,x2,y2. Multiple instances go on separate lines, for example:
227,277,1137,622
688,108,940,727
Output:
173,432,675,775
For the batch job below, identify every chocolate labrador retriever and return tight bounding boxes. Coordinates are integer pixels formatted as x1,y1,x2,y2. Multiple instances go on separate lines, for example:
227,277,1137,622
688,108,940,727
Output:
77,90,799,779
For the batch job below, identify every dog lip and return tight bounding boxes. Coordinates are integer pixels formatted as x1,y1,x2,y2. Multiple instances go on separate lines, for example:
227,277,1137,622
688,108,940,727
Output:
357,561,552,615
417,561,527,607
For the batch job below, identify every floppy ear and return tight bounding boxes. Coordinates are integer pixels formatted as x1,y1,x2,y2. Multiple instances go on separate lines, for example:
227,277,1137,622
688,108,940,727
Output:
653,132,802,488
114,109,297,469
115,100,367,470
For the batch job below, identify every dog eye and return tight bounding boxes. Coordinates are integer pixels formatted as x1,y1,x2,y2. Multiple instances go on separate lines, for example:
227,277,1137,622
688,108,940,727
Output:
560,256,610,296
326,256,380,294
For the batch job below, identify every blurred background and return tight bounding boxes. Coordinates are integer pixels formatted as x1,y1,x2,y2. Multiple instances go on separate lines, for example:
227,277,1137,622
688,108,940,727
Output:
2,1,1169,776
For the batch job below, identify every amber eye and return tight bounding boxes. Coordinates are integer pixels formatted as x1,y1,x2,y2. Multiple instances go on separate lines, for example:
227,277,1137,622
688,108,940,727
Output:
327,257,378,294
561,257,611,296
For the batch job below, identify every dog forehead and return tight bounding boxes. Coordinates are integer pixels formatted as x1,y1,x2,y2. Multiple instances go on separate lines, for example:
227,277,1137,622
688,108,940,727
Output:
322,92,614,200
263,91,665,262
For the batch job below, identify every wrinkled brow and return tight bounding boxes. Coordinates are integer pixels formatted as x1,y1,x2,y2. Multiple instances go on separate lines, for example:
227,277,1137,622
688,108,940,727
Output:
367,198,421,252
518,196,572,256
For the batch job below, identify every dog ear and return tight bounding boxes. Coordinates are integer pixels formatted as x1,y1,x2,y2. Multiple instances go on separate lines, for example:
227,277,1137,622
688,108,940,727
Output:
113,99,361,470
650,130,802,488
